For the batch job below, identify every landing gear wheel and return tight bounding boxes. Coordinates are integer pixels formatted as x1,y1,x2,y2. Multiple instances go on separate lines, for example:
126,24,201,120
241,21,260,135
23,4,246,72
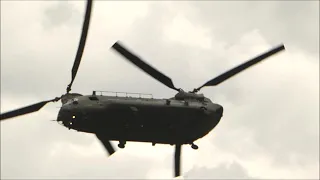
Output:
118,141,126,149
118,143,125,148
191,143,198,150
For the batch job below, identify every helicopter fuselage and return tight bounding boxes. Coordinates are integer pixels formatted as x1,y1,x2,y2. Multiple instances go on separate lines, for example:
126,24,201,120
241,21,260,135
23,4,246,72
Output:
57,91,223,145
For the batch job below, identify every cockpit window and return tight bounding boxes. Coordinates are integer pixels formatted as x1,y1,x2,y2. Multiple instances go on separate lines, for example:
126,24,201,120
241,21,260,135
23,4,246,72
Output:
72,98,79,104
64,98,79,105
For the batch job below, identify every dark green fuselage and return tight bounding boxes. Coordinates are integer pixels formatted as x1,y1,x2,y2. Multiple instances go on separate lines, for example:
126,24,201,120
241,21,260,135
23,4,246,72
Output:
57,92,223,145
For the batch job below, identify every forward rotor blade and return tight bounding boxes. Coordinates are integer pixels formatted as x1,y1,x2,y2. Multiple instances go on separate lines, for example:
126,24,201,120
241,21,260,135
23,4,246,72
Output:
67,0,93,93
0,97,60,121
194,44,285,92
174,144,181,177
111,41,180,92
96,134,116,156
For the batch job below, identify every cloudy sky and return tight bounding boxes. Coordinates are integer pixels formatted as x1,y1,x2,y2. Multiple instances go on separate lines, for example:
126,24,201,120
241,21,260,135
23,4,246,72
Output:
1,1,319,179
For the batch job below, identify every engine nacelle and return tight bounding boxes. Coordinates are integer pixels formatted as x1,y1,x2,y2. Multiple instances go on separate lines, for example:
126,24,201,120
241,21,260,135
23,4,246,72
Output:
174,90,205,101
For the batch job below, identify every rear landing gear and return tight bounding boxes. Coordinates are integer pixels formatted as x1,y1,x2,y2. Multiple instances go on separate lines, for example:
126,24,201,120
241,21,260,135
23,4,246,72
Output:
118,141,126,149
191,143,198,150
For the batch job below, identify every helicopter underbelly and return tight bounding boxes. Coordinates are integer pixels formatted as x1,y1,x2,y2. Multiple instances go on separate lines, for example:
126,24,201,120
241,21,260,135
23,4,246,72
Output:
63,98,222,144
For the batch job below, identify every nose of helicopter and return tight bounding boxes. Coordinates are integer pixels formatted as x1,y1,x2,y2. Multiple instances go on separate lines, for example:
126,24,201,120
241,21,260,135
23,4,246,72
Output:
57,108,72,125
57,106,81,127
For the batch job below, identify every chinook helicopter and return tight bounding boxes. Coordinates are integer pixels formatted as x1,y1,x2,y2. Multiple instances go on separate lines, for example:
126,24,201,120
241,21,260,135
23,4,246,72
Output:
0,0,286,178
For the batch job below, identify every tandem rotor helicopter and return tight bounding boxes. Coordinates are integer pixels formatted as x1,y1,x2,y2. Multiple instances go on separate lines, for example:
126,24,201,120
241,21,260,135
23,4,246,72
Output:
0,0,285,177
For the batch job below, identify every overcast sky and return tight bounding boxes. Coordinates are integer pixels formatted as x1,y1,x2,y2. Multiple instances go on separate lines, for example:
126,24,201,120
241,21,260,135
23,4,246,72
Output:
1,1,319,179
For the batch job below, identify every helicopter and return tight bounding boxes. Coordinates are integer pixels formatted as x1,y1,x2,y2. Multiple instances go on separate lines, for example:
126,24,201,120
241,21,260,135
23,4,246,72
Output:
0,0,286,178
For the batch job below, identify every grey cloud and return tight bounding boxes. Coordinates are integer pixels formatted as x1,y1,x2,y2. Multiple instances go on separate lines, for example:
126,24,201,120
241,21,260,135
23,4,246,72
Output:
42,1,82,30
41,153,153,179
184,161,255,179
1,2,88,98
115,2,250,101
183,1,319,56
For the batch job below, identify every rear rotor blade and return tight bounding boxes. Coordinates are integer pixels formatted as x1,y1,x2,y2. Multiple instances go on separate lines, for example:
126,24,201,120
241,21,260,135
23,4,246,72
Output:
67,0,93,93
0,97,60,121
174,144,181,177
96,134,116,156
111,41,180,92
194,44,285,92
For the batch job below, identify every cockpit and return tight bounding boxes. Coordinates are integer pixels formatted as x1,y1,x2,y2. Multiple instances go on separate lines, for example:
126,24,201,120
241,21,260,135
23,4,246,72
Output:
61,93,83,104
